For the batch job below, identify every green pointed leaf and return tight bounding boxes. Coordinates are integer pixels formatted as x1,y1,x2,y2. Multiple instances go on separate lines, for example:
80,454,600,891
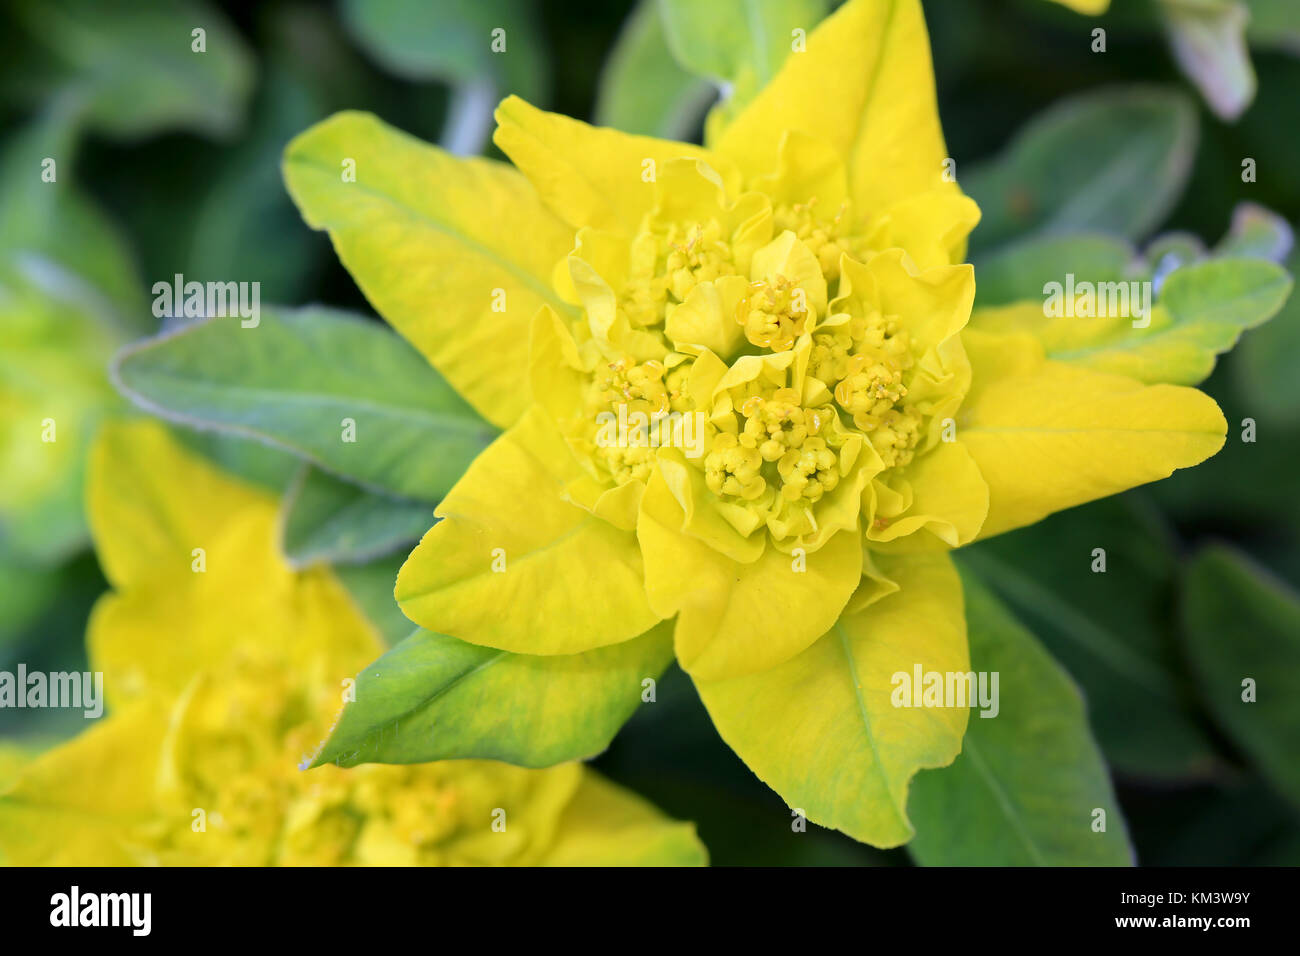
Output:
280,465,434,569
314,621,674,769
111,305,497,501
908,569,1134,866
595,0,716,140
960,496,1220,781
964,87,1198,251
1182,546,1300,810
1134,257,1292,383
1236,248,1300,426
972,257,1292,386
11,0,254,139
340,0,546,97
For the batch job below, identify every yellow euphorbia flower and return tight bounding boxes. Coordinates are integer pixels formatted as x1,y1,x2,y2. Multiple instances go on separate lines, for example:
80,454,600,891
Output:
283,0,1225,844
0,420,706,866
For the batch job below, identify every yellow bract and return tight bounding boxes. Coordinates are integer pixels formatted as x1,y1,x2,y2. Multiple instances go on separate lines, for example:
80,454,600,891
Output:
0,420,705,866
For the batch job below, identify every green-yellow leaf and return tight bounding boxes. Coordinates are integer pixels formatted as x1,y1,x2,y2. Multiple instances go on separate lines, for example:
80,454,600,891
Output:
282,110,576,428
314,621,673,769
908,567,1135,865
694,551,969,847
969,258,1292,386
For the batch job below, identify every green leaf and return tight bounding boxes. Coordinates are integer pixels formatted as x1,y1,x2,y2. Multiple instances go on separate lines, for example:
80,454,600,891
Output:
0,256,125,564
11,0,254,139
1241,0,1300,49
1235,248,1300,425
960,496,1220,781
976,205,1292,310
334,553,411,647
658,0,830,121
280,464,434,569
973,233,1137,308
340,0,547,97
184,65,326,305
1137,257,1292,383
1159,0,1256,121
313,621,674,769
908,569,1134,866
973,257,1292,386
174,429,302,494
111,305,497,501
1182,546,1300,810
964,87,1198,251
595,0,716,140
0,111,142,323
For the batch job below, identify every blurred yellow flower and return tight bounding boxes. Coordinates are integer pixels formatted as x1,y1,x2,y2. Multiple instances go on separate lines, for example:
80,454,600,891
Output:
0,420,706,866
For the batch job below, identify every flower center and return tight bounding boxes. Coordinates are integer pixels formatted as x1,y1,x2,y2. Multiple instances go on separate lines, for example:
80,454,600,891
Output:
811,311,921,468
663,220,737,301
736,276,809,352
774,197,857,280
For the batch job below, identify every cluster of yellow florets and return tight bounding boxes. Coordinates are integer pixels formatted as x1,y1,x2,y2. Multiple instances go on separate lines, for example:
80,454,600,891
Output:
136,653,539,866
663,220,737,301
773,197,858,280
572,187,931,512
736,276,810,351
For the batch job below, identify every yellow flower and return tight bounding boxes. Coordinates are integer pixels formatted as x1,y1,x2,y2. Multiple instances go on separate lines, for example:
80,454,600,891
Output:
0,420,706,866
283,0,1225,844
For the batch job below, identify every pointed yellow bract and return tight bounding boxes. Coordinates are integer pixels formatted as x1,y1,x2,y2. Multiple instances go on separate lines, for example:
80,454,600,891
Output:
959,329,1226,538
695,550,970,846
0,420,705,866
